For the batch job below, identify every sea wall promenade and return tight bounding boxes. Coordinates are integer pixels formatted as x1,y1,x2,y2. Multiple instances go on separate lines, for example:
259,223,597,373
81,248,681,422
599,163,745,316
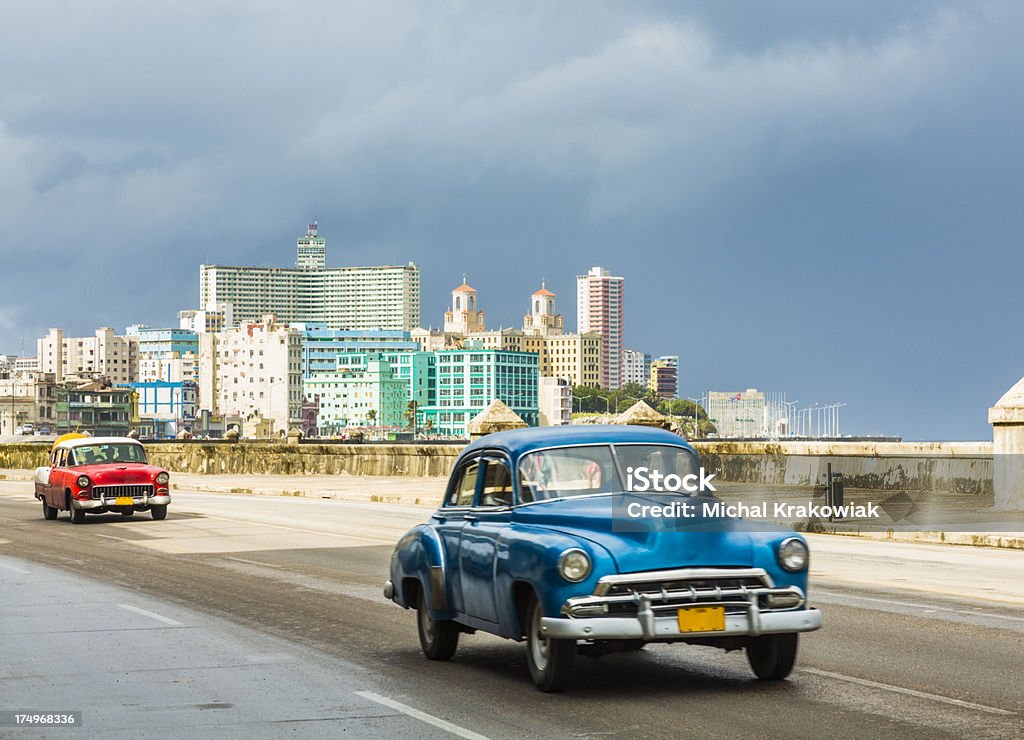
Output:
0,439,994,494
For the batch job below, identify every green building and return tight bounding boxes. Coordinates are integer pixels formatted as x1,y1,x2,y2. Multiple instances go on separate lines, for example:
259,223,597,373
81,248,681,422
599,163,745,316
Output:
420,349,539,438
333,351,435,407
305,357,409,435
55,384,133,436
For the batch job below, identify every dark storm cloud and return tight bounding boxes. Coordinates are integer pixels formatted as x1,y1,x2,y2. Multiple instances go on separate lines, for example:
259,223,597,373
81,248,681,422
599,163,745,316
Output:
1,1,1022,439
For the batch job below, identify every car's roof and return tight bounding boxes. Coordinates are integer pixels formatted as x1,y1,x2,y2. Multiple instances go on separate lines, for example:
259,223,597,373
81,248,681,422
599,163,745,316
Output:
463,425,694,460
57,436,144,450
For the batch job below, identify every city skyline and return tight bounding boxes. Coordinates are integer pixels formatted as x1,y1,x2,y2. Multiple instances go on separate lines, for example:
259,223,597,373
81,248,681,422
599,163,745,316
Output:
2,2,1023,440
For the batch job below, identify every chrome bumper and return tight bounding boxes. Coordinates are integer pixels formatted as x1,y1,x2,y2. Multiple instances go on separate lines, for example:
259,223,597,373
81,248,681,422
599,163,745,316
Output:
73,494,171,510
541,606,822,641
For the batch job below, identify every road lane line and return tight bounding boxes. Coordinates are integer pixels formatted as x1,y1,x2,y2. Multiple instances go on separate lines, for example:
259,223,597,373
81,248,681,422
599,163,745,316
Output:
813,589,1024,624
0,560,29,574
94,533,132,542
355,691,489,739
118,604,183,626
224,557,283,569
802,668,1016,716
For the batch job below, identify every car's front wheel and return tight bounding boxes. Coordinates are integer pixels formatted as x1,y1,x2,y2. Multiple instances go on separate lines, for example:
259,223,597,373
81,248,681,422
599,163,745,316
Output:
416,589,459,660
42,500,58,520
746,633,798,680
70,506,86,524
150,505,167,521
525,594,576,692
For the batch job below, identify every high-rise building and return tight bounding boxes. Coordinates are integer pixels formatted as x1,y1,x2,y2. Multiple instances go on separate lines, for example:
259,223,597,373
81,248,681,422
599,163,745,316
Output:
622,349,650,387
199,225,420,330
37,327,139,385
649,357,678,400
198,316,303,436
296,222,326,269
538,376,572,426
576,266,625,390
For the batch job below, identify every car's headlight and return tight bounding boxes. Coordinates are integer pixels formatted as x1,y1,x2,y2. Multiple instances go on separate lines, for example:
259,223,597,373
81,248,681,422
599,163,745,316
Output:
558,548,591,582
155,472,170,485
76,475,91,488
778,537,809,572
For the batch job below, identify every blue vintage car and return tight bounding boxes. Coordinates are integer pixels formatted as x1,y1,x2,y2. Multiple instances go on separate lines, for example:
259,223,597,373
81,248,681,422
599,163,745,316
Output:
385,425,822,691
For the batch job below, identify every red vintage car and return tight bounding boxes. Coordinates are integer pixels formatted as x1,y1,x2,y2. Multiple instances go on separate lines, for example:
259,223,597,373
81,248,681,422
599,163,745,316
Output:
34,436,171,523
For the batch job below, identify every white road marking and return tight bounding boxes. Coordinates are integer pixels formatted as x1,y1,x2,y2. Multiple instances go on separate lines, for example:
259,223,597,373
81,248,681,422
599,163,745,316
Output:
118,604,183,626
814,589,1024,624
0,560,29,574
355,691,490,739
224,556,282,569
94,533,131,542
802,668,1016,716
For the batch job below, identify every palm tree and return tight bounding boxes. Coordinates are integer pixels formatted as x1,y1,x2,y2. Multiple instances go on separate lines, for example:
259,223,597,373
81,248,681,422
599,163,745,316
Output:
366,408,377,434
403,400,418,433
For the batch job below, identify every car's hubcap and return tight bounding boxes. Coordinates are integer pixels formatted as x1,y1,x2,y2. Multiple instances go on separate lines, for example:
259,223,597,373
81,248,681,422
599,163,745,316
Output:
530,604,548,671
420,605,434,642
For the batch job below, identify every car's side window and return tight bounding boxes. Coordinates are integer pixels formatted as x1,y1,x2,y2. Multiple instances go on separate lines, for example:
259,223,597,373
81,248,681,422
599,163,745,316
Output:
58,449,69,467
478,458,513,507
446,459,480,507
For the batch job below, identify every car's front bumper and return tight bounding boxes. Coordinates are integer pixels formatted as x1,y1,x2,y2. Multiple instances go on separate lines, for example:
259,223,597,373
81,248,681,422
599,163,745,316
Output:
72,494,171,510
541,606,822,641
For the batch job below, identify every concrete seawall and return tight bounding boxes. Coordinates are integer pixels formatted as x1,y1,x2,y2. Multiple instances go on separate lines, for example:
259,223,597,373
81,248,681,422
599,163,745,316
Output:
0,439,994,494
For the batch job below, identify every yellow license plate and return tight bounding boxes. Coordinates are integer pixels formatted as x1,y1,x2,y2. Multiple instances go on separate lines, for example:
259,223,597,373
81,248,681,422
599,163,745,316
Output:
115,496,134,506
677,606,726,633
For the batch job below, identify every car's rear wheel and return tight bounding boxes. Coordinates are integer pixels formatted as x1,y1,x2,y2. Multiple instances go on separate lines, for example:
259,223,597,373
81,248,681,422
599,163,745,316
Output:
525,594,576,692
150,505,167,521
42,500,58,520
746,633,798,680
416,589,459,660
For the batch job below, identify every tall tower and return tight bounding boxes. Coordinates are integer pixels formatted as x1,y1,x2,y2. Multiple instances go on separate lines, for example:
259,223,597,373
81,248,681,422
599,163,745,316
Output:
576,266,624,390
296,222,326,269
443,276,486,334
523,282,564,336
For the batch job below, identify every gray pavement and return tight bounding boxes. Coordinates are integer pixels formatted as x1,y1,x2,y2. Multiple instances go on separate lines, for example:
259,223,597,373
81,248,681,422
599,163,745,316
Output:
0,556,464,739
1,480,1023,738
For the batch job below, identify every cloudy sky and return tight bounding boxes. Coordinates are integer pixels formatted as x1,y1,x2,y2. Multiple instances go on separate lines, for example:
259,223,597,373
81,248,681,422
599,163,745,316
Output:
1,1,1021,439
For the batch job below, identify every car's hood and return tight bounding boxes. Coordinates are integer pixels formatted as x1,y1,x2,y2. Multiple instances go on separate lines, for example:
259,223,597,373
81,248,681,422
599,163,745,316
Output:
512,493,756,573
73,464,165,486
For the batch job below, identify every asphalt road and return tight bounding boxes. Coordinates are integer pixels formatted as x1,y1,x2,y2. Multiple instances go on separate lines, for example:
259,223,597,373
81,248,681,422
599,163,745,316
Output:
1,483,1023,739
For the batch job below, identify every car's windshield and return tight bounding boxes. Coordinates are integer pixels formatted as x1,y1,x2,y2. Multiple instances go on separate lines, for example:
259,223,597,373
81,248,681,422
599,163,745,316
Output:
69,444,147,466
614,444,701,491
518,444,699,502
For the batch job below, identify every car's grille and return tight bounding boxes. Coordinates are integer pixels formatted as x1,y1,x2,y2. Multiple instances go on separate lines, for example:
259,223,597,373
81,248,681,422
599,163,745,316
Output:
589,568,775,616
91,484,154,500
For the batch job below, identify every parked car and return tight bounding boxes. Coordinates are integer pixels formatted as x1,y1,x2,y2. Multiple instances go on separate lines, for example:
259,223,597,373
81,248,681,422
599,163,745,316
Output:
34,435,171,523
385,425,822,691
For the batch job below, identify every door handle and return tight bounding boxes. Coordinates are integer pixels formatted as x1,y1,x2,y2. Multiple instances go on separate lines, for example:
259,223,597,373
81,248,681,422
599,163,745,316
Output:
464,514,479,522
431,513,446,522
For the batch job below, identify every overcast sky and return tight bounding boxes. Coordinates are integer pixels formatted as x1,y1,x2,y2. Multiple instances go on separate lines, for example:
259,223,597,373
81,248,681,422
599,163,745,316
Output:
2,1,1022,440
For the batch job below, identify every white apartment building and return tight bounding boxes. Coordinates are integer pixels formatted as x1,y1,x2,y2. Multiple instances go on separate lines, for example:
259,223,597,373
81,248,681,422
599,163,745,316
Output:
139,352,199,383
538,376,572,426
37,328,139,385
199,226,420,330
577,266,625,390
622,349,650,387
179,303,234,333
198,317,302,436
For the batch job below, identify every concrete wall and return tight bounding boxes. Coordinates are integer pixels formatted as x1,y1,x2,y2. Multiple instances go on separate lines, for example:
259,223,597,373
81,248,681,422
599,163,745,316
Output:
0,439,995,494
692,441,994,494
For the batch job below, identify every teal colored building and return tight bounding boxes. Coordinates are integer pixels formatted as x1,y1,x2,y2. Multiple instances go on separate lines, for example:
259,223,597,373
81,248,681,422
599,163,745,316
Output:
305,357,409,435
291,324,420,377
334,351,435,407
420,349,539,438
